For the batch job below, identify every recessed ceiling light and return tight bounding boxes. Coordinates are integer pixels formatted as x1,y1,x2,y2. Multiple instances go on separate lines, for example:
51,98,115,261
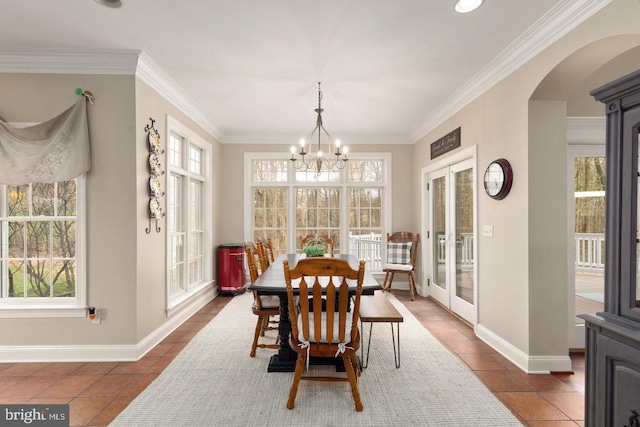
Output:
94,0,122,8
455,0,483,13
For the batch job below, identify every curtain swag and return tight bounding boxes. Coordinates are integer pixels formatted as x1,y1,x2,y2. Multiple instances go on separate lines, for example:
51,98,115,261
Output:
0,98,91,185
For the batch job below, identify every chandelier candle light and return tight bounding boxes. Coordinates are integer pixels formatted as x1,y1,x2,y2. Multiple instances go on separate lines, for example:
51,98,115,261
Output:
290,82,348,174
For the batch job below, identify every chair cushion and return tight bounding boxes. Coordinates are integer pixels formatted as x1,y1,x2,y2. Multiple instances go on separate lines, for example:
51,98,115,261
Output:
386,242,412,265
298,312,353,343
258,295,280,309
384,263,414,271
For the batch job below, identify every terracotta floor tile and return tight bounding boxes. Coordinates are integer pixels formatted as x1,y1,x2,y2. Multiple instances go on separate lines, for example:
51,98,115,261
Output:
144,342,174,357
164,342,188,357
36,375,102,398
0,363,16,373
0,376,27,393
430,327,471,341
0,363,51,376
522,374,576,392
71,363,118,376
0,376,62,399
475,370,536,392
527,421,581,426
86,395,135,426
32,362,87,377
146,356,174,373
162,330,190,343
458,353,511,371
28,397,73,404
68,396,116,427
79,373,157,397
109,358,163,375
498,392,570,421
541,392,585,421
445,338,496,354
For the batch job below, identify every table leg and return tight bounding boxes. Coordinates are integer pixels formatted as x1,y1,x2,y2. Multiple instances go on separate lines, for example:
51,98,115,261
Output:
267,294,297,372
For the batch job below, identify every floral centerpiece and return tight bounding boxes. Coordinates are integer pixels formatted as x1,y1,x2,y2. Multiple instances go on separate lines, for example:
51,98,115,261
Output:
301,236,326,257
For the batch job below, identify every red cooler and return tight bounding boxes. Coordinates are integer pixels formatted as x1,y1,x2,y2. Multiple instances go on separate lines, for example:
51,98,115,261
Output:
217,243,246,294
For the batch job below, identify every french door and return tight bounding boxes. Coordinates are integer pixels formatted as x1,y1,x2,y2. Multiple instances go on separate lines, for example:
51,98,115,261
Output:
428,158,477,324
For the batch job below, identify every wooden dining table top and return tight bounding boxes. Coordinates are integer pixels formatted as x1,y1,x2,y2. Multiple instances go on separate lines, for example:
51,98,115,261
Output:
247,253,381,295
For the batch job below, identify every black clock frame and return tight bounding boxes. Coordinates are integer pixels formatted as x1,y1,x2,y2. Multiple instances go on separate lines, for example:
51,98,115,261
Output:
483,158,513,200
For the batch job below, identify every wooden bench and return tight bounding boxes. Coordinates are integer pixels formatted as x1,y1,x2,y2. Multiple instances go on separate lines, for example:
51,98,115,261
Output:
359,290,404,368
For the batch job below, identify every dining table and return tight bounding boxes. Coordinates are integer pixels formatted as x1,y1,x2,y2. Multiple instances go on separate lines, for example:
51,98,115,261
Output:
247,253,382,372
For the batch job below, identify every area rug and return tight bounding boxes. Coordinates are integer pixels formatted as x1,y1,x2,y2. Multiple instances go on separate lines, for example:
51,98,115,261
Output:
110,292,522,426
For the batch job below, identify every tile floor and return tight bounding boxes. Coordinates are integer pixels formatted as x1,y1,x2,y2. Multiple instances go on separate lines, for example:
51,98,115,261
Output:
0,292,585,426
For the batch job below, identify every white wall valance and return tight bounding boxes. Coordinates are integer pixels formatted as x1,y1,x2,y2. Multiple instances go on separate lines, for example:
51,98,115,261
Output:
0,98,91,185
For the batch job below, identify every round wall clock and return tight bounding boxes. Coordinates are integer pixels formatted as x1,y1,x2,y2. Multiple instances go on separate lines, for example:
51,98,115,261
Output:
483,158,513,200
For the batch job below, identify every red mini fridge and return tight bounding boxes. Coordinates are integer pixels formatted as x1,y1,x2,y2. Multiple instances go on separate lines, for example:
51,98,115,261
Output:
217,243,246,295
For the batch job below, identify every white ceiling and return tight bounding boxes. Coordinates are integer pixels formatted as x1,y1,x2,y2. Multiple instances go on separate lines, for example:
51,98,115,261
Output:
0,0,610,144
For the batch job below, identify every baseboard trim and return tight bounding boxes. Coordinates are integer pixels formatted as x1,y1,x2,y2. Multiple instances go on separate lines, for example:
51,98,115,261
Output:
475,324,572,374
0,288,217,363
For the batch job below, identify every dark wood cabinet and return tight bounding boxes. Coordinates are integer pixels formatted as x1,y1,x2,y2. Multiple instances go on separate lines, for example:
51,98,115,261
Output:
584,70,640,427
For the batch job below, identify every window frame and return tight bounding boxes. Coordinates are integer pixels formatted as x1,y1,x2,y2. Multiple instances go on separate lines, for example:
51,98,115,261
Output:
0,176,87,318
166,116,213,314
244,152,392,272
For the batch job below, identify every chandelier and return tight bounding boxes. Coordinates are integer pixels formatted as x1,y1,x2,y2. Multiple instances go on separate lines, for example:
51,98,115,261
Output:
290,82,348,174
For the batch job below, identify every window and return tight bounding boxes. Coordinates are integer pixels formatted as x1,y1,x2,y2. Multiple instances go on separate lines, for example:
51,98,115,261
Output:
167,117,212,311
246,153,391,270
0,178,86,317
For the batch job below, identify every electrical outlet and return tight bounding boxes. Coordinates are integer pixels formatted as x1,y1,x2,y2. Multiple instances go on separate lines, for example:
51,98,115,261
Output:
92,309,101,324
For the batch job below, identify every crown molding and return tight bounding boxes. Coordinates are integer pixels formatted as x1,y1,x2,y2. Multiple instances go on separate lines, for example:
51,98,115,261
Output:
0,48,139,74
135,52,223,141
410,0,613,144
0,48,223,141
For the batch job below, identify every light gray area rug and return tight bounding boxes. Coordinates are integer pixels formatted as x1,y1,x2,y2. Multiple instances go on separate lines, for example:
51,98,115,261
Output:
110,292,522,426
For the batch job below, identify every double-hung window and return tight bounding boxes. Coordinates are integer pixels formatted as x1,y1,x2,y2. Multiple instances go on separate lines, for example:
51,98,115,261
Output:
166,116,212,311
246,153,390,271
0,178,86,317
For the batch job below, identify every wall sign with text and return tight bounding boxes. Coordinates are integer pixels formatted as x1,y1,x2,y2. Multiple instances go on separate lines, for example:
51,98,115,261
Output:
430,127,461,159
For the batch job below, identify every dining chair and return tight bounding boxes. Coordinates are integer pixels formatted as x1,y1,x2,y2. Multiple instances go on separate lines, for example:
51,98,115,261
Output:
256,236,275,264
298,233,335,256
255,239,270,272
283,257,366,411
382,232,420,300
244,242,279,357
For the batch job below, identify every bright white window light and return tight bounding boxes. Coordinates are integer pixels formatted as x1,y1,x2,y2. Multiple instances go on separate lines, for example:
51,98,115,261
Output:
455,0,483,13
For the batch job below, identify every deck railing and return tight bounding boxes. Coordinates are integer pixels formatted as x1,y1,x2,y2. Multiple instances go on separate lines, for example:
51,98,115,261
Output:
575,233,605,273
346,232,605,273
349,234,382,271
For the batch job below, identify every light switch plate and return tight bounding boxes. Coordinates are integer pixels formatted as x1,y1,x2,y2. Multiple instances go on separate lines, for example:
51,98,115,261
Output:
482,225,494,237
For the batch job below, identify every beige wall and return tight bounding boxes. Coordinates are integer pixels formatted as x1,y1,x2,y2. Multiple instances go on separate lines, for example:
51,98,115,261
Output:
0,74,139,346
412,0,640,367
134,80,222,342
0,74,222,352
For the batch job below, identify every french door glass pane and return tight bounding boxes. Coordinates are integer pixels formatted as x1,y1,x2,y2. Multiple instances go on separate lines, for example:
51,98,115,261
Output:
455,167,474,304
432,176,447,289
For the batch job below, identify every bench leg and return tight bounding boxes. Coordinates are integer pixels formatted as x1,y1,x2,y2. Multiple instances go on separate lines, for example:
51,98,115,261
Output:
390,322,401,368
359,320,374,369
